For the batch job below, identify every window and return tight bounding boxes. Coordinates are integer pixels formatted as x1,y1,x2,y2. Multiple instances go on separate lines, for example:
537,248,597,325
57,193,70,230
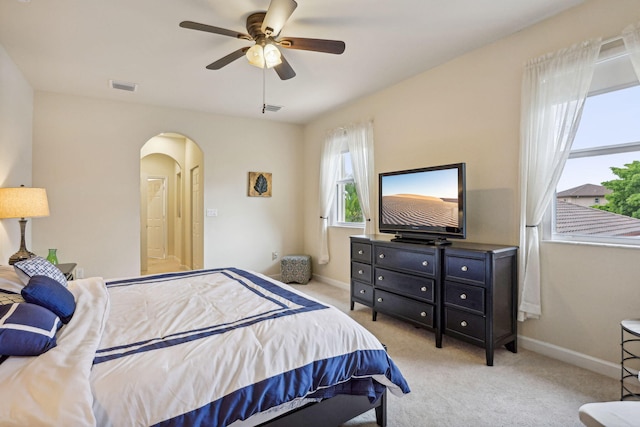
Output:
334,151,364,226
549,45,640,245
319,121,374,264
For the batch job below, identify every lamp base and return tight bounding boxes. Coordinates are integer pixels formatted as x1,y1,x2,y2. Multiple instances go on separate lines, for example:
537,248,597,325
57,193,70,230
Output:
8,218,35,265
8,249,36,265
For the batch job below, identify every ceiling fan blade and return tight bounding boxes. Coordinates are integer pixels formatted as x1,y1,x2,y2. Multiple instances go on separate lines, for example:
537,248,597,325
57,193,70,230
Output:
261,0,298,37
180,21,251,41
206,47,250,70
279,37,345,54
274,55,296,80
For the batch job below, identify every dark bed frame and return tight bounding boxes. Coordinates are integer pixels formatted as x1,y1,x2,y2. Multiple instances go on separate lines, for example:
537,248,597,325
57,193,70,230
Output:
259,390,386,427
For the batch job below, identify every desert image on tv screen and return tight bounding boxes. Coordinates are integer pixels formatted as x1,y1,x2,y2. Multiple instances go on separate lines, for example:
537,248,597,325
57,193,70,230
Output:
381,169,458,228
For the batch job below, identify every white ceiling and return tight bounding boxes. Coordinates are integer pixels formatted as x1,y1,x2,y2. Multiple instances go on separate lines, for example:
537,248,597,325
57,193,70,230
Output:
0,0,583,124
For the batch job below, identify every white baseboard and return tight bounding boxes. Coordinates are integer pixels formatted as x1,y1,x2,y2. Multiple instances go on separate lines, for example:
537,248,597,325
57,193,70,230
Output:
519,335,621,379
310,275,623,380
311,273,349,291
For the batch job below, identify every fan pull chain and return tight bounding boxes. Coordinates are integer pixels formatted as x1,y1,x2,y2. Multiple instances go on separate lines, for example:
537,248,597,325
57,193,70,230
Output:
262,64,266,114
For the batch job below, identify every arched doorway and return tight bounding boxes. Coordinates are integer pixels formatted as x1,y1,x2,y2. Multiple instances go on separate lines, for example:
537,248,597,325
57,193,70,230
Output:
140,133,204,275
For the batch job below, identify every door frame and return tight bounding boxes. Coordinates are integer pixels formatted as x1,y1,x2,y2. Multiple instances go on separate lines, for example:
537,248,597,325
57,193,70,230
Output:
190,165,203,269
146,176,167,259
140,133,204,274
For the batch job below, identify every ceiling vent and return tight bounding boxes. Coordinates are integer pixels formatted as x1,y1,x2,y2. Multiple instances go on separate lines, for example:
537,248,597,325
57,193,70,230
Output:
109,80,138,92
263,104,282,113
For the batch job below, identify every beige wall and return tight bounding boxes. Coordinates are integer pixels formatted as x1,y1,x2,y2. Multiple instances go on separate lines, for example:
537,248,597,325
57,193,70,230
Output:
303,0,640,370
31,92,304,279
0,44,33,263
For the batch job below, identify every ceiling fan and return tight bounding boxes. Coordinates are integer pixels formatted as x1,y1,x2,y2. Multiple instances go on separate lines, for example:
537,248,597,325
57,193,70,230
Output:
179,0,345,80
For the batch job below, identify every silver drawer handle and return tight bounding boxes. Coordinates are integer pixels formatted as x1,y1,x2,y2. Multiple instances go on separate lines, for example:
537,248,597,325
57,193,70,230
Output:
460,321,468,327
378,253,385,259
377,297,383,302
461,265,468,272
358,250,364,255
359,289,366,294
358,269,364,275
422,260,429,266
421,286,428,292
460,293,467,300
420,312,427,317
378,275,384,281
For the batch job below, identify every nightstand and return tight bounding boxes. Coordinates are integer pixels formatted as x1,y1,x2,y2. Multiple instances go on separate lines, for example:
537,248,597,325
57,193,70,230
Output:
56,263,77,280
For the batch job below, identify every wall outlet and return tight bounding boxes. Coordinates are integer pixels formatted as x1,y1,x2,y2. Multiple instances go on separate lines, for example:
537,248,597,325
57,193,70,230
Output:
272,252,278,260
75,267,84,279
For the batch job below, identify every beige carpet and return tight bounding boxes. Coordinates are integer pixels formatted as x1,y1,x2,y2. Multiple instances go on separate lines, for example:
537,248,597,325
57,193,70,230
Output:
289,280,620,427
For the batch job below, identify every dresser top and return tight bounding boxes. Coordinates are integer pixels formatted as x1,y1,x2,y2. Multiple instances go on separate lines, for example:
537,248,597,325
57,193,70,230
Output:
350,234,518,253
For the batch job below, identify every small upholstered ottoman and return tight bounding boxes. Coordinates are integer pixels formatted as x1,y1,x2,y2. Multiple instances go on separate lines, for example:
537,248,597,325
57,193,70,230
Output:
281,255,311,284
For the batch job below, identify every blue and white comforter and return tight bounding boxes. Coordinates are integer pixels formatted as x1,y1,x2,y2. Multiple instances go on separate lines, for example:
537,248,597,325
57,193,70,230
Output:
1,268,409,426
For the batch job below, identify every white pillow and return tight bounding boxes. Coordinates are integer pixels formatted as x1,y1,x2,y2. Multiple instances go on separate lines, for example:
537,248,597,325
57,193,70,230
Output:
0,265,25,294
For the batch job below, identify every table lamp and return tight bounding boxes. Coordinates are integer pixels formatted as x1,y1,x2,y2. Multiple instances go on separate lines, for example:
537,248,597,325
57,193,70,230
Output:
0,185,50,265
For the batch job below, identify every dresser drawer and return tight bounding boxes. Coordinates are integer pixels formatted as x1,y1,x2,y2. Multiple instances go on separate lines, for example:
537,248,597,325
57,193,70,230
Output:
444,281,484,314
445,308,485,342
374,289,434,327
374,245,436,276
444,254,486,285
351,261,372,283
375,268,434,302
351,242,372,264
351,281,373,306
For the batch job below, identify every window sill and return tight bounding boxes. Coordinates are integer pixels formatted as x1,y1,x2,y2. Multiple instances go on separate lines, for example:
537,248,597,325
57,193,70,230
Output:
542,238,640,250
330,223,365,230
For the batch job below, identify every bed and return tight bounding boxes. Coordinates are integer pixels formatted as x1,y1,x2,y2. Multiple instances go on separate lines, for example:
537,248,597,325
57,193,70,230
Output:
0,263,410,426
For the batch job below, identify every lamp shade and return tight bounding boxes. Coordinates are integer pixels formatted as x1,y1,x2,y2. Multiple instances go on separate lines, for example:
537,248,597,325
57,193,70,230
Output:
0,187,50,219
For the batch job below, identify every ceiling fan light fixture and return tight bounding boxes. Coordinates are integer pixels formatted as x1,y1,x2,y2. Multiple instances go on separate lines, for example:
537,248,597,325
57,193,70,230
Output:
263,44,282,68
181,0,343,79
246,44,282,69
246,44,265,68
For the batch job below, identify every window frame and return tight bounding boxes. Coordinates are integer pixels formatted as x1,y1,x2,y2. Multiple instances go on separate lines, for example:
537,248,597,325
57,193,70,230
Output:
332,149,365,228
547,145,640,246
544,45,640,247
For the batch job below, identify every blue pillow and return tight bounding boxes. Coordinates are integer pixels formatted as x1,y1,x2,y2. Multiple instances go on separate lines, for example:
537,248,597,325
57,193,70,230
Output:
21,275,76,324
0,303,61,356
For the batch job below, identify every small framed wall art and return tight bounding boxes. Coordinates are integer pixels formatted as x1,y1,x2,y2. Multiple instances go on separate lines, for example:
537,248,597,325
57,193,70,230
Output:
248,172,272,197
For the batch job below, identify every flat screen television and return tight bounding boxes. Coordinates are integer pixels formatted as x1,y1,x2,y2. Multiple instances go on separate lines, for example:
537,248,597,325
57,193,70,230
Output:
378,162,466,245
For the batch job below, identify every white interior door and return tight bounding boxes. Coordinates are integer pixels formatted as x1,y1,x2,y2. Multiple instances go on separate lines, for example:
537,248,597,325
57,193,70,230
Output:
147,177,166,259
191,166,203,269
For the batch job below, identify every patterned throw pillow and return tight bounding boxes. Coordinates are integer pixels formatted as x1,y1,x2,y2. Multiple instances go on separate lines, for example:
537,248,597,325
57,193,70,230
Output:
14,256,67,288
0,302,61,356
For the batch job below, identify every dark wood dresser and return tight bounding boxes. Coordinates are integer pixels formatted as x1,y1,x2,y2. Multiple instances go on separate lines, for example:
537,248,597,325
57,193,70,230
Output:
350,235,518,366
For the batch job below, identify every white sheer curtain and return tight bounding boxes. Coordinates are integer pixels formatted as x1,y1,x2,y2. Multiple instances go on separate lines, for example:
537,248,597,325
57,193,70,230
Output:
318,129,343,265
518,39,600,321
622,22,640,78
346,120,375,234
